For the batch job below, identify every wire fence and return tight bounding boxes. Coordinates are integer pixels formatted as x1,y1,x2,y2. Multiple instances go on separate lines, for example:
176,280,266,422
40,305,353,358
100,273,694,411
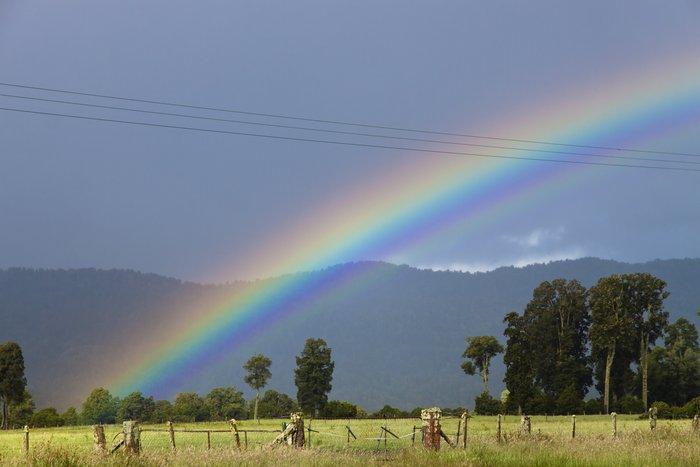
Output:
4,414,698,460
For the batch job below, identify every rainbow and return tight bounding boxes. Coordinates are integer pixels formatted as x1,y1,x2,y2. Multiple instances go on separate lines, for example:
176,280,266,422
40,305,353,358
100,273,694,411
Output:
110,48,700,397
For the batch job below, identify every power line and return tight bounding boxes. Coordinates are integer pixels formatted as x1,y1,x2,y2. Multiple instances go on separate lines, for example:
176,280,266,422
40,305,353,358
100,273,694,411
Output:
1,92,698,167
2,105,698,173
2,81,699,159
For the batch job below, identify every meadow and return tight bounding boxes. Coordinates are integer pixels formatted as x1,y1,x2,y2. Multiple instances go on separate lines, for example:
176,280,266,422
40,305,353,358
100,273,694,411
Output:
0,415,698,466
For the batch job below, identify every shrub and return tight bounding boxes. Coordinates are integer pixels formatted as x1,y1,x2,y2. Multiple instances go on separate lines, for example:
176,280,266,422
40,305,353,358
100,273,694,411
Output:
583,398,603,415
323,400,357,418
474,392,501,415
556,385,584,415
30,407,63,427
616,396,644,414
650,401,672,419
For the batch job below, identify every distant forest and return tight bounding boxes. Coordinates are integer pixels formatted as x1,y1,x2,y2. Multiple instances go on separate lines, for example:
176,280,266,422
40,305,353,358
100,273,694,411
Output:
1,258,699,415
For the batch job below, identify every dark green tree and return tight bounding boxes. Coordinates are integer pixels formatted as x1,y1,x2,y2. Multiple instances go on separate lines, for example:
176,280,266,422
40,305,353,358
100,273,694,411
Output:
503,312,535,414
80,388,119,424
0,342,27,430
590,275,637,414
8,390,34,428
173,392,207,422
204,386,246,420
323,400,358,418
461,336,503,395
627,273,669,410
294,338,334,416
243,354,272,421
474,392,501,415
647,318,700,406
151,400,174,423
257,390,298,418
116,392,155,422
502,279,591,414
61,407,79,426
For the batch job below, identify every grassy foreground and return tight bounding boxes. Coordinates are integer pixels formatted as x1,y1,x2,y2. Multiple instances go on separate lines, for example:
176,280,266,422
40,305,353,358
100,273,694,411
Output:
0,415,698,466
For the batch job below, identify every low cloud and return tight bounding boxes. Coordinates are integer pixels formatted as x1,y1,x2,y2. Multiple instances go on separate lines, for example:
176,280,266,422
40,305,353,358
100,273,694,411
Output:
424,249,586,273
501,227,565,249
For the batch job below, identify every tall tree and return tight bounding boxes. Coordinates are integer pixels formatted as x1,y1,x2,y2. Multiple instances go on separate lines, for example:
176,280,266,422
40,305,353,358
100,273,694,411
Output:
294,338,334,416
243,354,272,422
589,275,637,414
503,312,535,414
523,279,591,402
502,279,591,414
461,336,503,395
627,273,669,410
0,342,27,430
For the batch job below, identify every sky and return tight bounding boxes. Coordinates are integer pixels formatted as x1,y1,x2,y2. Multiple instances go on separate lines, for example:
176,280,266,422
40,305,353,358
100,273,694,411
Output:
1,1,699,283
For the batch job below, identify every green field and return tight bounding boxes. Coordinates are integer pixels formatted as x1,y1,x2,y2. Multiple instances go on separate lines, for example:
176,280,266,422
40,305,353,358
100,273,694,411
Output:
1,415,698,466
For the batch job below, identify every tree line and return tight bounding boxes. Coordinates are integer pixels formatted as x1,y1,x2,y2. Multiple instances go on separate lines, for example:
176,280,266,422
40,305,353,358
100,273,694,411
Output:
462,273,700,417
0,338,336,429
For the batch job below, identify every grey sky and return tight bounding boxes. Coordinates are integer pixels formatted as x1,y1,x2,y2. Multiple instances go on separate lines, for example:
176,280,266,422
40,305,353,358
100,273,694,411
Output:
1,1,699,282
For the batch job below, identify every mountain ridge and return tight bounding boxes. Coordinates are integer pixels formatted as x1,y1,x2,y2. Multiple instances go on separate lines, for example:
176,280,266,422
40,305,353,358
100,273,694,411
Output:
1,257,698,411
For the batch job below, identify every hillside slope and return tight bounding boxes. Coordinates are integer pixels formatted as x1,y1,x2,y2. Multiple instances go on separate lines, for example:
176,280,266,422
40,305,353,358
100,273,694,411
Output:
1,258,698,411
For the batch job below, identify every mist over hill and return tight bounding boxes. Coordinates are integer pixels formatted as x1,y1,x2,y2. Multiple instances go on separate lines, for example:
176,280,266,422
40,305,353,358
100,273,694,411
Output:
1,258,699,412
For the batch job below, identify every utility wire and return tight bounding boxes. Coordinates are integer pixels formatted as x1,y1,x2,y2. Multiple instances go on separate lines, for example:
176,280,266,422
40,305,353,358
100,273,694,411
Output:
1,92,698,167
2,81,699,159
2,105,698,173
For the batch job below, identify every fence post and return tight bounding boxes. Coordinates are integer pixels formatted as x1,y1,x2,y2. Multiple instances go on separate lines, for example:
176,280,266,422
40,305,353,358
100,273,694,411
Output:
611,412,617,438
123,421,140,455
291,412,305,448
92,425,106,454
497,414,502,443
421,408,441,450
307,418,312,449
520,415,531,436
462,411,468,449
23,425,29,456
649,407,658,431
230,419,241,449
207,431,211,450
411,425,416,447
693,414,699,431
167,421,176,452
571,415,576,440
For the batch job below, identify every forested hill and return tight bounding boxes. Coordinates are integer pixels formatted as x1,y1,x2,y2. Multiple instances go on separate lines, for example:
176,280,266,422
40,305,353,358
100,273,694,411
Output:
1,258,699,411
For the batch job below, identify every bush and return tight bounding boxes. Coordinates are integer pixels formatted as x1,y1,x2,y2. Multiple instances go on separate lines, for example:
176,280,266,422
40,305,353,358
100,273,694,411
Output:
474,392,501,415
616,396,644,414
323,400,357,418
556,385,584,415
680,396,700,418
583,398,603,415
371,404,405,418
650,401,672,419
30,407,63,427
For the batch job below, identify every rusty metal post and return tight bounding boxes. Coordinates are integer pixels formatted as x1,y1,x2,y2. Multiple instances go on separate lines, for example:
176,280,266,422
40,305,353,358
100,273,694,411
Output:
497,414,502,443
421,408,441,450
92,425,106,454
571,415,576,439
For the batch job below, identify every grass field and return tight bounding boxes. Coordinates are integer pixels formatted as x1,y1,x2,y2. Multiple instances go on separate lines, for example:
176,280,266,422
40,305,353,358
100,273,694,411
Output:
0,415,698,466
